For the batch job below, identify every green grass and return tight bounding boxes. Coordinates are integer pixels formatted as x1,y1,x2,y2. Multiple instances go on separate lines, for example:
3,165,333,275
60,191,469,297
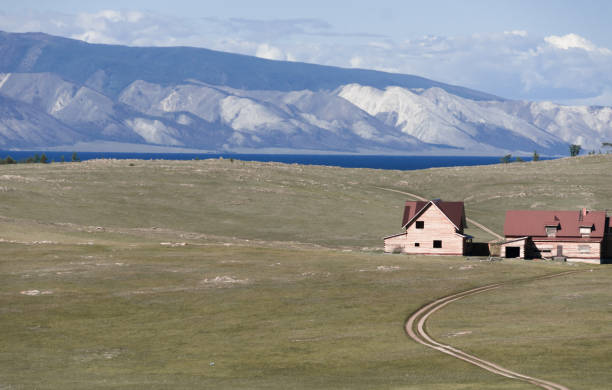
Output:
1,156,611,389
428,267,612,390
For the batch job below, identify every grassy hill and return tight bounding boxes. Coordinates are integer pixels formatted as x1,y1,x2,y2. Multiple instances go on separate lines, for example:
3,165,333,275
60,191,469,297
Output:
1,155,611,389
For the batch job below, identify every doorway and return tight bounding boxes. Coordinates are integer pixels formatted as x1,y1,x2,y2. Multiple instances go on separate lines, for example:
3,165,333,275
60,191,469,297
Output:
506,246,520,258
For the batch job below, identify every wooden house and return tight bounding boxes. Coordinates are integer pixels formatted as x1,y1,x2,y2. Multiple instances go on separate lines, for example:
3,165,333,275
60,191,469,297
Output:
500,208,612,264
384,199,471,255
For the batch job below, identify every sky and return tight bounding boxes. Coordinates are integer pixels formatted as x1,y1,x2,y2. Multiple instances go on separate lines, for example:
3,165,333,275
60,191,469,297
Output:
1,0,612,105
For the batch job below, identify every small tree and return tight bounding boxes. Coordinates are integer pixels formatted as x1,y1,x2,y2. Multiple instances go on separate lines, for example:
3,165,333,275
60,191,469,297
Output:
40,153,48,164
34,154,41,163
5,156,15,164
569,144,581,157
500,154,512,163
60,155,65,163
516,156,524,162
532,151,540,161
71,152,80,162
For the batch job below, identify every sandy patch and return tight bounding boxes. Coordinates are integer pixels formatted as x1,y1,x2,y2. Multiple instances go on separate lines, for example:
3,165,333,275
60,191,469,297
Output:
376,265,400,272
447,330,473,337
20,290,53,296
0,174,33,182
160,242,187,247
300,271,331,278
202,276,249,286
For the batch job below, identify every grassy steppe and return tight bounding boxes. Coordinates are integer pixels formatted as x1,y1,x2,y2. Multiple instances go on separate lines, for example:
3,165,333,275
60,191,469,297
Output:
1,155,611,389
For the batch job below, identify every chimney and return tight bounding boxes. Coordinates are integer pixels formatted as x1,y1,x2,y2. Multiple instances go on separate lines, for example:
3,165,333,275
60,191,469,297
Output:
579,208,588,221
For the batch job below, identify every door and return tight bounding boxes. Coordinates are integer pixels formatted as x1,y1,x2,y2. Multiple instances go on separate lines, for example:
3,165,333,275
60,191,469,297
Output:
506,246,520,258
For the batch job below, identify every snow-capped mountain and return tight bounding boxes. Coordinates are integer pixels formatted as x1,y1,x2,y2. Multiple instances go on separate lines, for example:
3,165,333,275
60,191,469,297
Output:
0,31,610,155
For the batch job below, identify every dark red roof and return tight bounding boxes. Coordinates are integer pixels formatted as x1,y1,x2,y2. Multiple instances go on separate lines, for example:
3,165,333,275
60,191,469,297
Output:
402,200,466,230
504,210,607,239
401,201,428,226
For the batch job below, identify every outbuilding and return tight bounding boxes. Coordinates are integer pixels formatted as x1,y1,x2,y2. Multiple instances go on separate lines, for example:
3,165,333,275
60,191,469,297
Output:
500,208,612,264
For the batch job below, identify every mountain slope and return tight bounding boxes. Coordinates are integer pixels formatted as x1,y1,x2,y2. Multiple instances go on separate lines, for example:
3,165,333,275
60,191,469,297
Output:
0,31,610,155
0,31,499,101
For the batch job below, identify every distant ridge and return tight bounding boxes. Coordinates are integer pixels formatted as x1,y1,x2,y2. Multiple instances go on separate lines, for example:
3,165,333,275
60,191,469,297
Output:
0,31,500,100
0,30,611,155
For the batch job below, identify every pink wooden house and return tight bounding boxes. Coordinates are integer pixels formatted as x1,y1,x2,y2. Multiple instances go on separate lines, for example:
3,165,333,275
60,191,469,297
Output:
384,199,471,255
500,208,612,264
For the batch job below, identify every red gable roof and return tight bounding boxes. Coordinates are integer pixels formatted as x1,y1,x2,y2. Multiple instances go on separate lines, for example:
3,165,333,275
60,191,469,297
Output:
402,200,466,230
504,210,607,239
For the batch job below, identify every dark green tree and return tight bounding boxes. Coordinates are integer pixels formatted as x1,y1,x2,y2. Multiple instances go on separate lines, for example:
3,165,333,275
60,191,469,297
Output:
40,153,48,164
500,154,512,163
34,154,41,163
532,151,540,161
569,144,581,157
71,152,80,162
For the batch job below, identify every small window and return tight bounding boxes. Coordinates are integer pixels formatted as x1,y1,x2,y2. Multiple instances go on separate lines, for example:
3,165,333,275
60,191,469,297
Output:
578,245,590,253
545,226,557,237
433,240,442,248
416,221,424,229
414,242,420,247
580,227,592,235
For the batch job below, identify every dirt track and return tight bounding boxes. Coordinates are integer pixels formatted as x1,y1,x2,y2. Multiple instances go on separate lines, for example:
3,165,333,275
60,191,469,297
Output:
405,271,578,390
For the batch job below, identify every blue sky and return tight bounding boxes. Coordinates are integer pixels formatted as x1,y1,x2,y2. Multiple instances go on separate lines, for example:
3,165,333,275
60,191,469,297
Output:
1,0,612,105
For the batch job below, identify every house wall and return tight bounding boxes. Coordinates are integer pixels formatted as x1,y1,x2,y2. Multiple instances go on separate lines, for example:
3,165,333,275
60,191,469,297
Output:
384,233,407,253
500,239,526,258
532,240,601,262
384,205,464,255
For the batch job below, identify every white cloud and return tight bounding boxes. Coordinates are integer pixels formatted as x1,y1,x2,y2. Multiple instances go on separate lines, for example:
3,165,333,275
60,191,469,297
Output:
350,56,363,68
72,30,119,44
545,33,597,51
255,43,286,60
504,30,528,37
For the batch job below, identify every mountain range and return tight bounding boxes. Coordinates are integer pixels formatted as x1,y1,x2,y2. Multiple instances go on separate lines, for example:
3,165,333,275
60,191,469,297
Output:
0,30,611,155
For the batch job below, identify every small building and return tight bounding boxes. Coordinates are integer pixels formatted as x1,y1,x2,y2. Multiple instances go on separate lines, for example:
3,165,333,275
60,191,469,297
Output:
500,208,612,264
384,199,471,255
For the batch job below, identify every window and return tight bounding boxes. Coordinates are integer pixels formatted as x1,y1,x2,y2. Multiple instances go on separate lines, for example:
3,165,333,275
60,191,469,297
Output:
578,245,590,253
580,226,592,236
416,221,424,229
433,240,442,248
414,242,420,247
545,226,557,237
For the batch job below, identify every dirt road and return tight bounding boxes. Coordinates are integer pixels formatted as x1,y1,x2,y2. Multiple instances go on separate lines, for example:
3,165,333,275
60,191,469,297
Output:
405,271,578,390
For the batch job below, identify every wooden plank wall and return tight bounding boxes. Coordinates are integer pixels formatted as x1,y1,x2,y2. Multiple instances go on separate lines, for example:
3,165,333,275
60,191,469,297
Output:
383,205,464,255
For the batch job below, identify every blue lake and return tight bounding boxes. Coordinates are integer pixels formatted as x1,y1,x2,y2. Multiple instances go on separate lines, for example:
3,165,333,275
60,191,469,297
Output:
0,151,550,171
